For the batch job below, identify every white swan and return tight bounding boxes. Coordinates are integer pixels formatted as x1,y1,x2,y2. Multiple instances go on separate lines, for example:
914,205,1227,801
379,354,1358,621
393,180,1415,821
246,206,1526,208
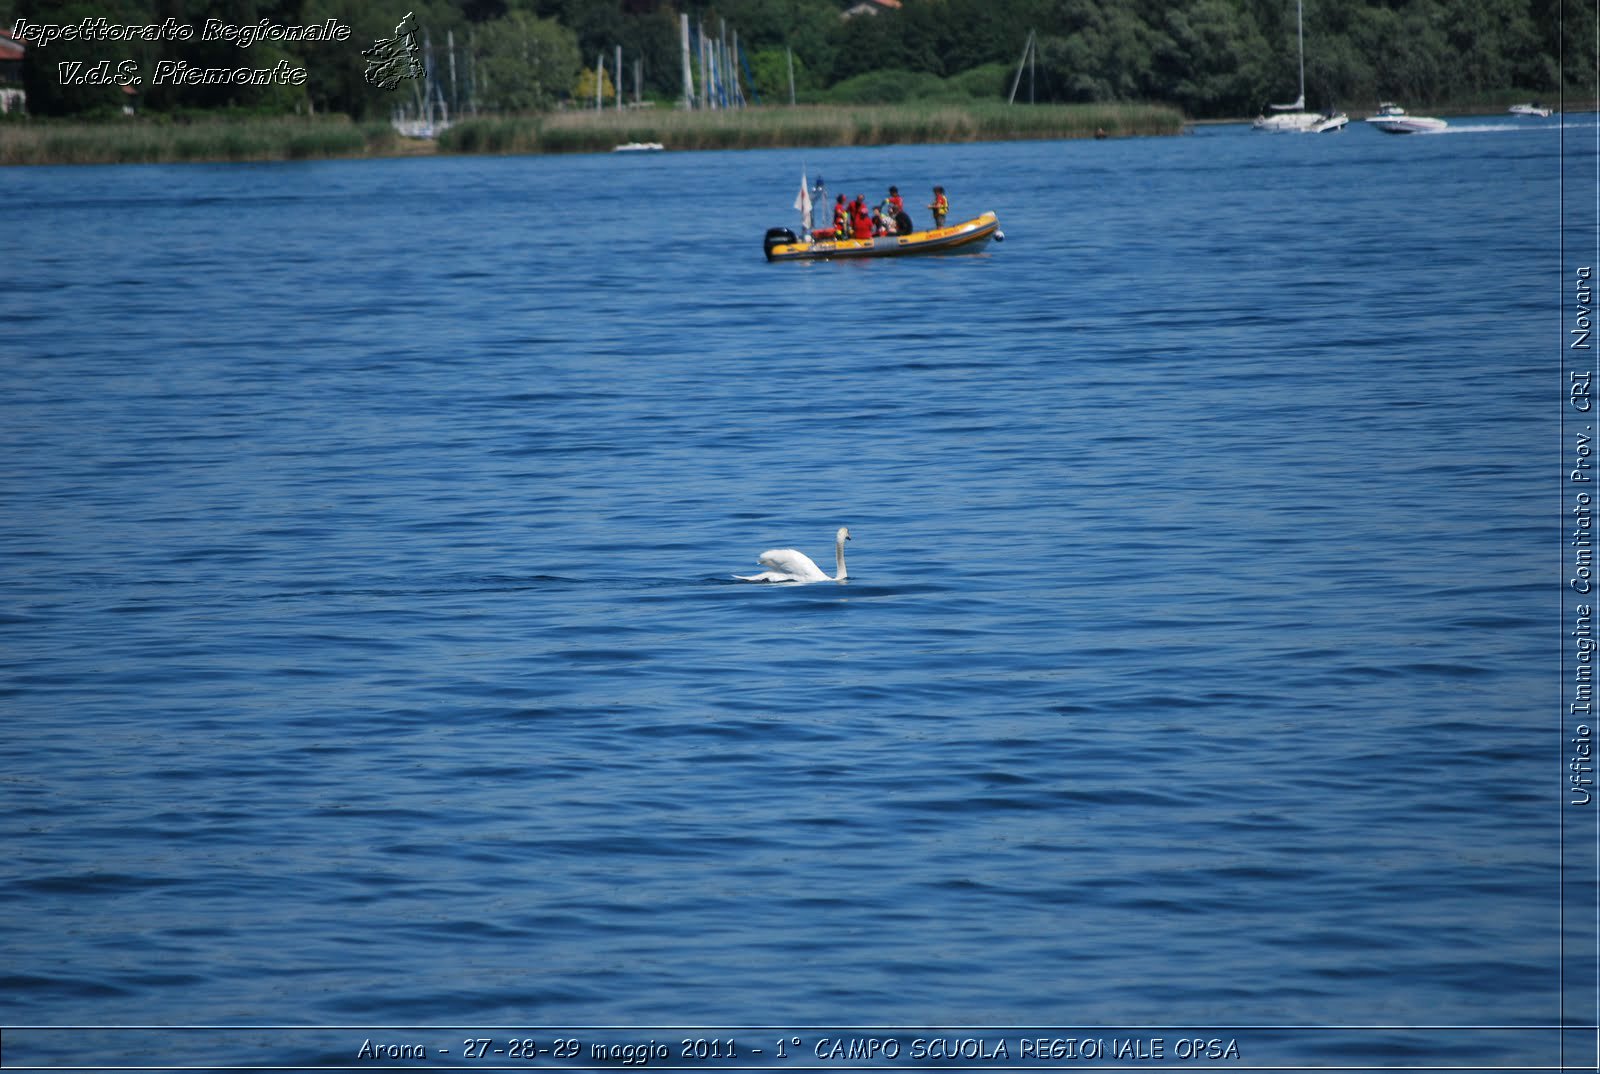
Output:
735,526,851,583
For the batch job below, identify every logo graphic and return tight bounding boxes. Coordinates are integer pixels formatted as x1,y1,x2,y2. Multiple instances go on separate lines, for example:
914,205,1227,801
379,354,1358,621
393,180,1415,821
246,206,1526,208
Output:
362,12,422,90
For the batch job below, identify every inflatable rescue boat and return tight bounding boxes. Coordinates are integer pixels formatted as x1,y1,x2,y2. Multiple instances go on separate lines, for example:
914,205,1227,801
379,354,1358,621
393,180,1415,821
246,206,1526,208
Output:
764,212,1003,262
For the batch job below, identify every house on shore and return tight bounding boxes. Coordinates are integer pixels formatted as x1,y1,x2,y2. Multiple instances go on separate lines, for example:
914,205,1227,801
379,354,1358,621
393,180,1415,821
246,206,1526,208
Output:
1,29,25,114
842,0,902,17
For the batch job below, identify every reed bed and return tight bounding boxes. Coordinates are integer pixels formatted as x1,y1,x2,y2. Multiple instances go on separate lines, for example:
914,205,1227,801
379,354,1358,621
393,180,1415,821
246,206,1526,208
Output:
0,116,401,166
1,101,1182,165
440,101,1184,155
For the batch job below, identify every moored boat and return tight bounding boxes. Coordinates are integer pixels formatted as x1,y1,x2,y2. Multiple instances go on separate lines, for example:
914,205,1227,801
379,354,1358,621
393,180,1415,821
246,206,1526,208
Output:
763,213,1003,261
1252,0,1347,133
1253,107,1348,133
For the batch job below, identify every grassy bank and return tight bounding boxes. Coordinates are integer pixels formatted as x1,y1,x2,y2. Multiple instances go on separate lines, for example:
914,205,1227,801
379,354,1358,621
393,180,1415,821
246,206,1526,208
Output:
0,115,406,166
0,101,1182,165
440,101,1184,155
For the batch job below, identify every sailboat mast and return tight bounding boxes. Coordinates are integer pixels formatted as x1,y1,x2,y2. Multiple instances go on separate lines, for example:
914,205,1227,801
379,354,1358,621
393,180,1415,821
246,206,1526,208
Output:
680,13,694,109
1007,30,1034,105
1296,0,1306,106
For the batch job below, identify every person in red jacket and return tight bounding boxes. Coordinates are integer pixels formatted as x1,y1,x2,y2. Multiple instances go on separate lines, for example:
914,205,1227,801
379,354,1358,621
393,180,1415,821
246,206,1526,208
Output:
886,185,904,216
851,196,873,240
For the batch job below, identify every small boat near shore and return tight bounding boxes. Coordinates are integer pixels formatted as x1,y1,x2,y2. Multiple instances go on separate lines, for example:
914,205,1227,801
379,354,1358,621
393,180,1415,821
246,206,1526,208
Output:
613,141,665,152
763,213,1003,261
1508,102,1553,118
1365,102,1447,133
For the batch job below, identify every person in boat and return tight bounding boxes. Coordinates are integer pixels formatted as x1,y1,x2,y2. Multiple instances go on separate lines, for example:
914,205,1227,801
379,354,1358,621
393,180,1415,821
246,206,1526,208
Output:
872,207,894,236
851,197,874,240
827,194,848,240
928,186,948,229
877,191,913,234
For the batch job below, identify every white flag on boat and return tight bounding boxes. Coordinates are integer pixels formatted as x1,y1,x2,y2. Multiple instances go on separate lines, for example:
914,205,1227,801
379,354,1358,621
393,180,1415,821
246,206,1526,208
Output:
794,169,811,222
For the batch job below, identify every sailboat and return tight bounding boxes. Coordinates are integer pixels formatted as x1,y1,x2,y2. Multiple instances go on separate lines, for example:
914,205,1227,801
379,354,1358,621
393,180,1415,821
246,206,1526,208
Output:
1252,0,1347,132
391,27,453,139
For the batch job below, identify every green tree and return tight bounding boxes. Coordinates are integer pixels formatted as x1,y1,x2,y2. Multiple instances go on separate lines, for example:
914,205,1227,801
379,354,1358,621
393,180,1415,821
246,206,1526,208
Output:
749,45,814,101
829,11,916,81
937,0,1040,76
1348,2,1448,102
1032,0,1169,101
1157,0,1272,116
1540,0,1597,93
478,9,579,110
17,0,146,116
1443,0,1541,96
611,5,682,100
291,0,403,117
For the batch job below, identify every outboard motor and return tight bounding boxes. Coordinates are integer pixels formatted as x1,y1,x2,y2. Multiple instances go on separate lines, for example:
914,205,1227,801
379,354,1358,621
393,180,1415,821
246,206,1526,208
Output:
763,227,798,261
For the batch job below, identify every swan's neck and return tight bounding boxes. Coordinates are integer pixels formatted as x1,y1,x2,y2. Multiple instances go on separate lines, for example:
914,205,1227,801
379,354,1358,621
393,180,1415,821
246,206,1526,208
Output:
834,537,848,581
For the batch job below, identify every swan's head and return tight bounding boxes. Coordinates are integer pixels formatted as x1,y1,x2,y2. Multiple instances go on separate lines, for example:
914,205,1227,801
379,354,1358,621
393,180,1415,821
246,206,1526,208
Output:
837,527,851,542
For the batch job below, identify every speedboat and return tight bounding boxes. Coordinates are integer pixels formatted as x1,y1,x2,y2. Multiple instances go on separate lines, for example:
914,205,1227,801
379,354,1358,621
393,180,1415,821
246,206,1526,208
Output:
1364,102,1447,134
1509,102,1553,118
764,213,1003,261
613,141,664,152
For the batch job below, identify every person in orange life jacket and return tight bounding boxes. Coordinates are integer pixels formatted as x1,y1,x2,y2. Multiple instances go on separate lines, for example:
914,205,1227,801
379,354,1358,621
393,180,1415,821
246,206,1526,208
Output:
886,186,904,216
928,186,948,228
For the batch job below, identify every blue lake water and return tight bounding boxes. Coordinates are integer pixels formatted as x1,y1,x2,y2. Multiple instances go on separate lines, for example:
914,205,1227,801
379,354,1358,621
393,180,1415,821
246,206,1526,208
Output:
0,116,1586,1070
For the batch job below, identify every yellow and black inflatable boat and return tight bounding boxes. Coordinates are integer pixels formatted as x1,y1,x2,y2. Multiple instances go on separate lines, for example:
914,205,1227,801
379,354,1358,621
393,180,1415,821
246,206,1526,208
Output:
763,212,1003,262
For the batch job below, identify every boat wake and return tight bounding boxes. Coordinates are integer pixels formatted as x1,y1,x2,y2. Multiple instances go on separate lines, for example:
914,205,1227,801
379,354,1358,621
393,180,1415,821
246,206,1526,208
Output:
1437,122,1541,135
1434,117,1595,135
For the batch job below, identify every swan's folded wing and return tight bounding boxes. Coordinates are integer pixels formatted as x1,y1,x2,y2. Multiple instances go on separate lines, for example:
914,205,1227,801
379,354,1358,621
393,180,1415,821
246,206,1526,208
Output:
757,548,824,579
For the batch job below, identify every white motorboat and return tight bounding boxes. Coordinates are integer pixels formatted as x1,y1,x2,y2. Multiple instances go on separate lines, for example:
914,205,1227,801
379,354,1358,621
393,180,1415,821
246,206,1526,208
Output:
1364,102,1447,134
1252,0,1347,132
1508,102,1553,118
613,142,665,152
